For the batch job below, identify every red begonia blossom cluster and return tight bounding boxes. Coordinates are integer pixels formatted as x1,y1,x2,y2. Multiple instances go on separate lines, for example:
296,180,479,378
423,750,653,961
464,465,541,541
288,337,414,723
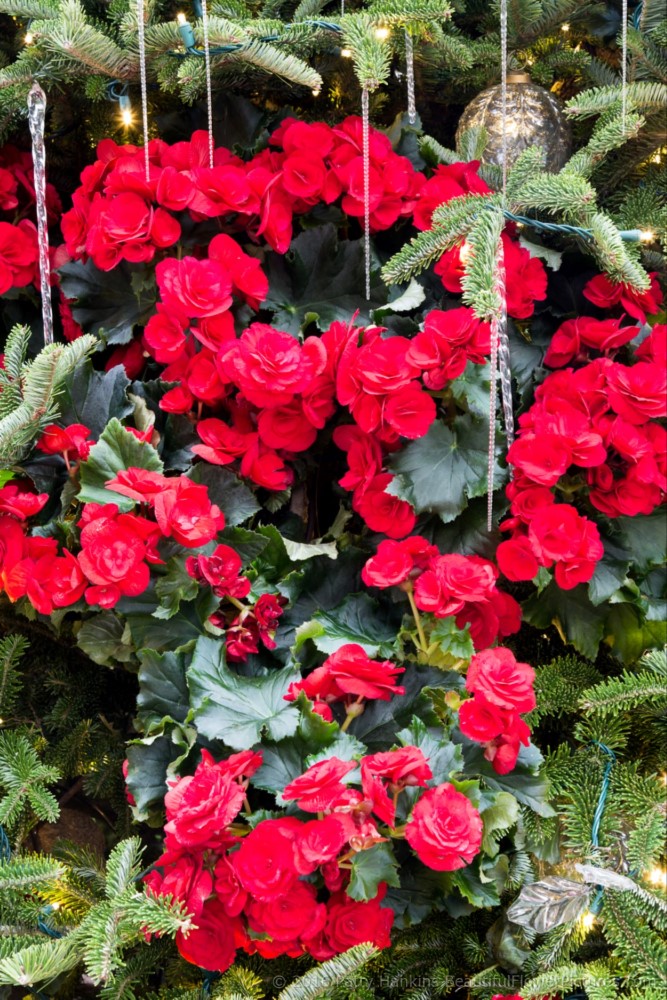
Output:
284,642,406,723
458,647,536,774
60,117,422,273
497,325,667,587
0,470,225,613
173,311,491,537
361,536,521,650
0,143,64,297
145,741,485,972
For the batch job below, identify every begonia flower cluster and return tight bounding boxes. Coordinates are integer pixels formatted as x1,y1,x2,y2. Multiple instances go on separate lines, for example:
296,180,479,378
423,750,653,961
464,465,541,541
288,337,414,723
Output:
458,648,536,774
362,536,522,650
145,738,486,972
0,470,225,612
174,311,492,537
498,323,666,588
0,143,65,299
60,117,423,273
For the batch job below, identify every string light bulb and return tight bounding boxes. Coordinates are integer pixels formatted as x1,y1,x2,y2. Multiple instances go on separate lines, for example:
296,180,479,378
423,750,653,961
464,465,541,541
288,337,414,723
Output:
580,910,596,930
118,94,133,127
312,87,321,97
176,11,187,23
340,47,352,58
561,22,570,32
640,230,655,242
374,25,390,40
51,902,61,911
648,867,667,888
24,31,34,44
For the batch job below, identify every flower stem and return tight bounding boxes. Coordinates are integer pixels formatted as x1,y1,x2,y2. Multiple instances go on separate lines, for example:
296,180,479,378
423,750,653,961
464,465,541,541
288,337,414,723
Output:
406,585,428,653
341,696,364,732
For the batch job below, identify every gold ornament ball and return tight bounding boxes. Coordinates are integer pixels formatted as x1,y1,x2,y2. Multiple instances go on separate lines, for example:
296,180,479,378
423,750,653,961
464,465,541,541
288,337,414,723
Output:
456,72,572,172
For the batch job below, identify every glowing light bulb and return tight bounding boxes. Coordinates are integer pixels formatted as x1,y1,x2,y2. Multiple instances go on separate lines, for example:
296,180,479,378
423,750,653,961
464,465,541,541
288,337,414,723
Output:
639,230,655,242
561,22,570,32
120,106,133,127
24,31,34,44
312,87,321,97
459,241,473,264
580,910,595,930
340,47,352,58
176,11,187,23
51,902,61,911
0,718,4,726
374,26,390,40
648,867,667,887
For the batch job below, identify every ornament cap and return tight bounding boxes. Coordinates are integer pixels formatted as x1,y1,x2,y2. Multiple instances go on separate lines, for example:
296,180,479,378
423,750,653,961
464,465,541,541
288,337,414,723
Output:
507,71,531,84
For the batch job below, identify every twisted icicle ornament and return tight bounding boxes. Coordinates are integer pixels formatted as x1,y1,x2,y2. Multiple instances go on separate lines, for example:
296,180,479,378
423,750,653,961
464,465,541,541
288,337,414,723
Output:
27,83,53,346
361,87,371,301
136,0,150,181
201,0,215,167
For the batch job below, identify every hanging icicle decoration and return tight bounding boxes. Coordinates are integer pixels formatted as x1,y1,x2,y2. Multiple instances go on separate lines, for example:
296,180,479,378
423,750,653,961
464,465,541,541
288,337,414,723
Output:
404,29,417,124
136,0,150,181
500,0,508,198
361,86,371,301
27,83,53,346
487,0,512,529
621,0,628,127
201,0,215,168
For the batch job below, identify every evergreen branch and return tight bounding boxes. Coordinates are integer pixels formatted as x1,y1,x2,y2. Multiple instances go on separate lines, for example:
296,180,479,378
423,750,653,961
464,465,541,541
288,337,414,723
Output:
565,111,645,177
120,891,195,938
228,40,322,88
0,856,66,892
365,0,453,24
341,14,392,90
640,647,667,677
0,325,29,419
603,891,667,989
0,634,27,718
104,838,144,898
456,124,488,162
505,146,547,200
566,81,667,117
512,171,598,223
461,205,505,319
0,0,58,14
0,732,60,831
81,901,124,985
579,671,667,714
589,212,651,289
0,333,96,466
419,133,458,164
35,0,135,78
382,193,499,283
276,943,379,999
0,936,81,987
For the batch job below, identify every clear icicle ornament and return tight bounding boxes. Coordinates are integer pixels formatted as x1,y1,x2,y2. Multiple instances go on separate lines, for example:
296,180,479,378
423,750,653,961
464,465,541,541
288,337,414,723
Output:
486,0,513,531
361,87,371,301
136,0,150,181
27,83,53,346
621,0,628,126
404,29,417,124
486,241,513,531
